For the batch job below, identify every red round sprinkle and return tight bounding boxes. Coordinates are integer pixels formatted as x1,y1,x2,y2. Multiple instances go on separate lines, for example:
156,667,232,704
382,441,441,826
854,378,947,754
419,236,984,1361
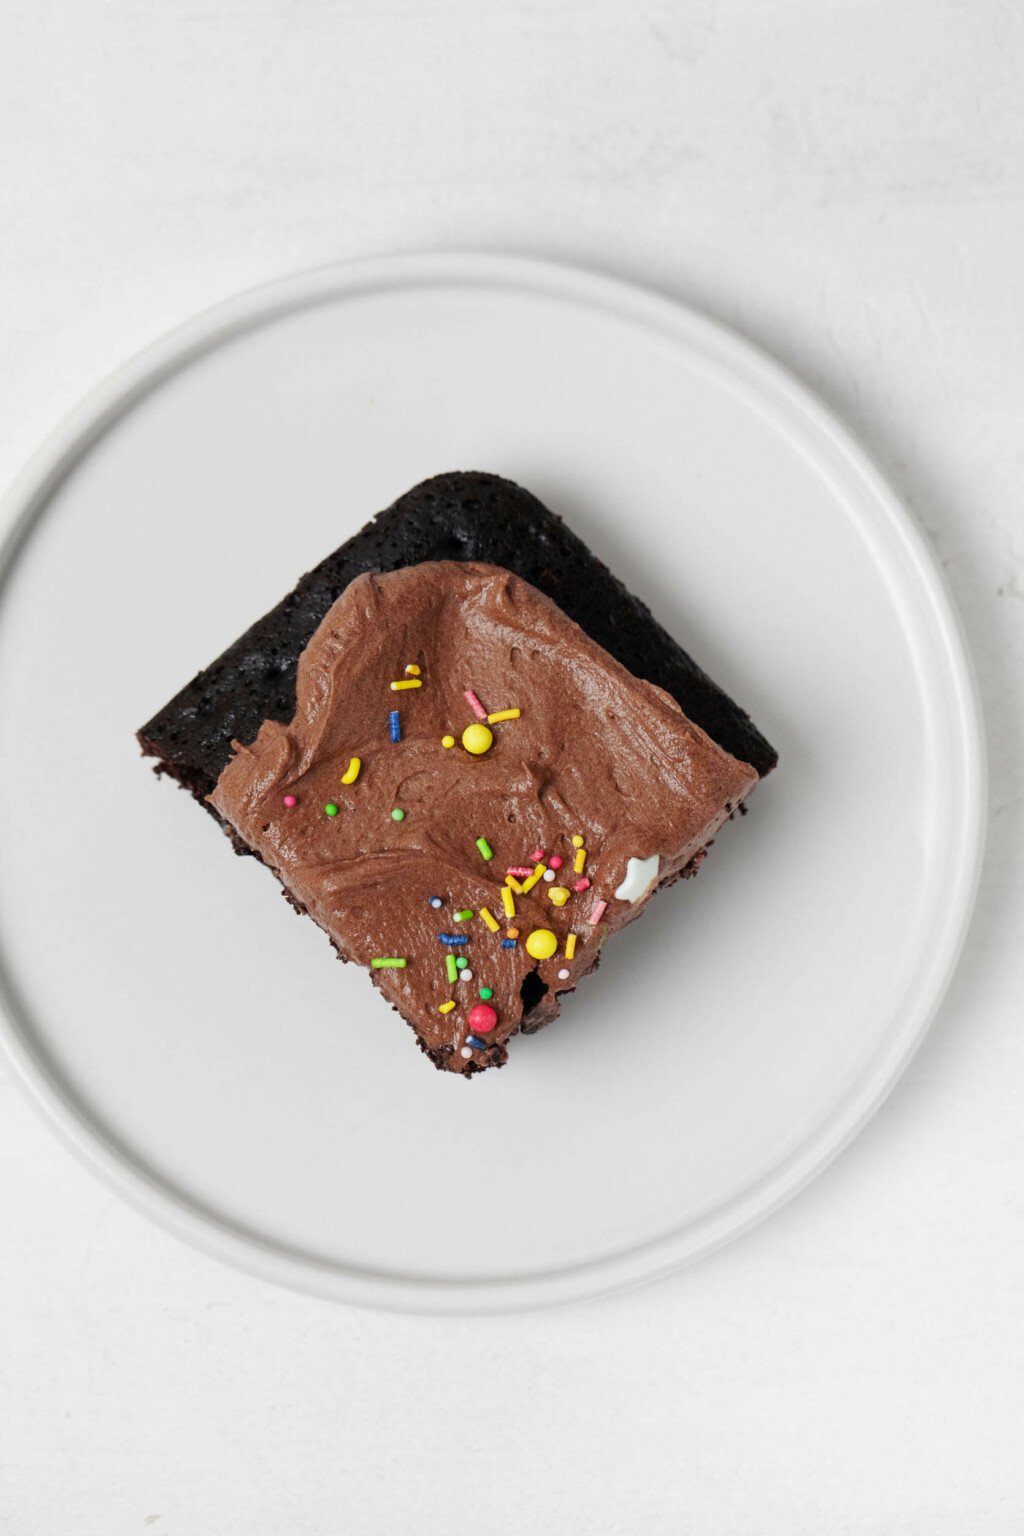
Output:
283,795,297,808
548,854,563,869
468,1003,498,1034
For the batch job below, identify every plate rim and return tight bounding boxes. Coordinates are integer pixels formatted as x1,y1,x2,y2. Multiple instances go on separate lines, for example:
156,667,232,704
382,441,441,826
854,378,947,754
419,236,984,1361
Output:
0,251,987,1313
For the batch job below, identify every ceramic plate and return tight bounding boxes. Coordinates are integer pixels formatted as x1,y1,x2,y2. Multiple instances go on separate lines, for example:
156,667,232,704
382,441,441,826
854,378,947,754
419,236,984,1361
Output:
0,255,984,1311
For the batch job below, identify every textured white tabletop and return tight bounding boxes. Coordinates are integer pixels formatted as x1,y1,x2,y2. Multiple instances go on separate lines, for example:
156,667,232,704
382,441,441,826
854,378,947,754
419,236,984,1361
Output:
1,3,1022,1531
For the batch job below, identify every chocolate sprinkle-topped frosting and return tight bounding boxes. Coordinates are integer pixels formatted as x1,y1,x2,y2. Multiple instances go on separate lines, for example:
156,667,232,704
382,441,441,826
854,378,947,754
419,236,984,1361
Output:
208,562,758,1074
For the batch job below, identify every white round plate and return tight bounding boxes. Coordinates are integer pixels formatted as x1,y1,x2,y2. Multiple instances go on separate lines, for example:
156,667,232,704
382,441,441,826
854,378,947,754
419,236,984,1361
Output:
0,254,983,1312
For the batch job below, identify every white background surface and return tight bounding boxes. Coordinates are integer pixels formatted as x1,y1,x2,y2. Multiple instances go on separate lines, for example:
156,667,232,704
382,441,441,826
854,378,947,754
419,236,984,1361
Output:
0,2,1021,1531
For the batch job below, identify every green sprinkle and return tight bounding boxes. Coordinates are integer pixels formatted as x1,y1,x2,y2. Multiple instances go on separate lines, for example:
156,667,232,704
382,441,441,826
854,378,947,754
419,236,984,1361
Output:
391,807,405,821
445,954,458,984
479,986,493,1000
475,837,493,861
371,957,407,969
454,908,474,922
455,956,469,970
324,802,339,817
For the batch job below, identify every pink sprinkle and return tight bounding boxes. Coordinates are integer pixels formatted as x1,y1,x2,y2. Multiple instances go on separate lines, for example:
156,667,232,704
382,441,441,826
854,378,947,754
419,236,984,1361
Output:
529,848,545,863
589,899,607,925
506,866,534,878
548,854,563,870
283,795,297,808
464,688,488,720
573,877,590,893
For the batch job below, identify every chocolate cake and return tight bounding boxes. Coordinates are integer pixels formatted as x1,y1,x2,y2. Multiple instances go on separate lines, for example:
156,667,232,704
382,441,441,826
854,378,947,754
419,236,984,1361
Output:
138,472,775,1074
207,563,758,1072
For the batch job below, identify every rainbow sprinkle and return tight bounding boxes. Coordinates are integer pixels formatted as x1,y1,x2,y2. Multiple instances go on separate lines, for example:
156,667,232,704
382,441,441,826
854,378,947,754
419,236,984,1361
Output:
390,679,422,691
487,709,520,723
371,957,407,969
573,877,591,893
464,688,488,720
341,757,361,785
465,1033,487,1050
438,1000,456,1015
479,907,500,933
446,954,458,983
504,873,524,894
454,909,474,922
589,900,607,925
389,710,401,742
501,886,516,919
574,848,587,874
565,933,577,960
475,837,493,861
506,866,533,878
438,933,470,945
501,938,517,949
404,663,421,676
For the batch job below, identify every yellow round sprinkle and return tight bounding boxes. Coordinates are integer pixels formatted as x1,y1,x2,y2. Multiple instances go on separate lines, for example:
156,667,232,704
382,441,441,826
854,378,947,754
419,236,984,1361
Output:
548,886,570,908
441,734,456,748
525,928,558,960
572,835,584,848
462,723,493,756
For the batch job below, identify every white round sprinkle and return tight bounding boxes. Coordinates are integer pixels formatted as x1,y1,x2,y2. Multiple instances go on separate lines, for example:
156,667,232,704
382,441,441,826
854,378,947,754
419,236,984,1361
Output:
459,1046,473,1059
543,868,556,882
429,896,442,908
460,969,474,982
558,967,570,980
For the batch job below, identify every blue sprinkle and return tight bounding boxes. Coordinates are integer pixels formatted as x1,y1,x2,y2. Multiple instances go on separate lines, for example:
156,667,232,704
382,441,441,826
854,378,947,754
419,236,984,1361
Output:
501,938,517,948
389,709,401,742
438,933,470,945
428,896,443,909
465,1034,487,1050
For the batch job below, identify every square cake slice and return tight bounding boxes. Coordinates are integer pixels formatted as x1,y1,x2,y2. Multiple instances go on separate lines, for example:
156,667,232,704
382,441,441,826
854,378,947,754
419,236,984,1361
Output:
138,472,776,812
208,562,758,1073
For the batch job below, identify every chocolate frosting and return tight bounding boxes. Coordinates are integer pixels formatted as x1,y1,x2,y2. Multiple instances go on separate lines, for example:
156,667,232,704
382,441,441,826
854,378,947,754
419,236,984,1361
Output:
209,563,758,1073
